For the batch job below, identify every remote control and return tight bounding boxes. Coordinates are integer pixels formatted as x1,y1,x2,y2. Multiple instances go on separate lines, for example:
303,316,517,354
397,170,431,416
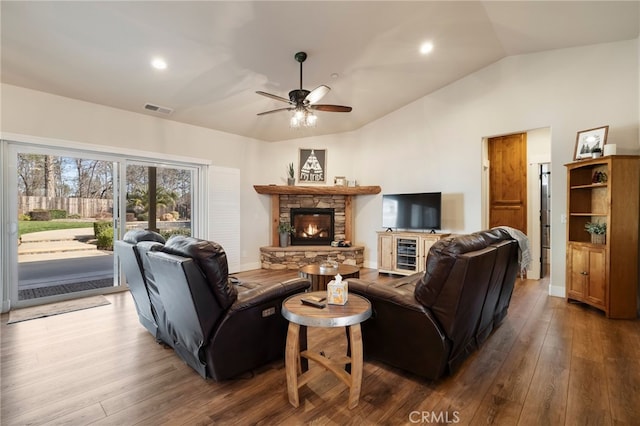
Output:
301,298,326,309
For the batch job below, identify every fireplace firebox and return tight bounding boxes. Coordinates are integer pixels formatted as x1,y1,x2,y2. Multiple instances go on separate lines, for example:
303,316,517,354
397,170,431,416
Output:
290,208,335,246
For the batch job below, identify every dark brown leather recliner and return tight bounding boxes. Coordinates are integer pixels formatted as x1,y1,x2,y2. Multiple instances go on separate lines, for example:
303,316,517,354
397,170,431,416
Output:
146,236,311,380
115,229,171,345
474,228,520,344
348,230,518,380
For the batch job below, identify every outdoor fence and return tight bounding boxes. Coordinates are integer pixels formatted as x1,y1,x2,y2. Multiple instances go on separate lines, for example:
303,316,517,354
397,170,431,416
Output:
19,196,113,219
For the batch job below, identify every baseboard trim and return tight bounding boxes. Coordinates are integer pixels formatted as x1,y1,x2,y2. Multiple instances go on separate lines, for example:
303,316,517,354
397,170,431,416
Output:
548,284,565,298
365,260,378,269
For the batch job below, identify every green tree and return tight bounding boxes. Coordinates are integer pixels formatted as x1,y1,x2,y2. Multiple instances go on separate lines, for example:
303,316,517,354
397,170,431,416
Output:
17,154,45,196
127,187,179,213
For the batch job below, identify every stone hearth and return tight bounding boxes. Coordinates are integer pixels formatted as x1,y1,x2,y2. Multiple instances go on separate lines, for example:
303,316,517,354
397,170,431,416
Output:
260,245,364,270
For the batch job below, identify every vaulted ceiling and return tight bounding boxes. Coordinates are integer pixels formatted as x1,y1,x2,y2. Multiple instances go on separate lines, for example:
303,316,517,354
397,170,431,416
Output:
2,1,638,142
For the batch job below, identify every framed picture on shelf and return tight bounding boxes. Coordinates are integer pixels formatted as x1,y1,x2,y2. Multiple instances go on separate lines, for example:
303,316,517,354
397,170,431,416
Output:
574,125,609,160
299,148,326,183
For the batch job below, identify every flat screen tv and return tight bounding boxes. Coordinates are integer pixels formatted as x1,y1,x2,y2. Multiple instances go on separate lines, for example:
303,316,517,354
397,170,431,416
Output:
382,192,442,231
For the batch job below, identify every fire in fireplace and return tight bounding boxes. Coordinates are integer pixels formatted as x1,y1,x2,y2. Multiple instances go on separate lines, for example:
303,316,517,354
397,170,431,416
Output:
290,208,335,246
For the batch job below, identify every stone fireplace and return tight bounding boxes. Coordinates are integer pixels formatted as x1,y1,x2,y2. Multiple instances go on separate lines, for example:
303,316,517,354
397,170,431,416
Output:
290,208,334,246
253,184,381,269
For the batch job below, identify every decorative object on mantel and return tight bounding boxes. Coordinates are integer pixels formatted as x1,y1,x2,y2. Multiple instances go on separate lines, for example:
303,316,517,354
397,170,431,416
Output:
603,144,617,156
585,221,606,245
574,125,609,160
287,162,295,185
278,222,294,247
299,148,326,183
334,176,346,186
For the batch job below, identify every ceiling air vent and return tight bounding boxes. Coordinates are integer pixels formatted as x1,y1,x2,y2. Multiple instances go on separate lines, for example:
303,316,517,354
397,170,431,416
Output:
144,103,173,115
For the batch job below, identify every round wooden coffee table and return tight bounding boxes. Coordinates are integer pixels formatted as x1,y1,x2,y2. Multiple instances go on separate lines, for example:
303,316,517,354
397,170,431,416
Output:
281,291,372,409
298,264,360,291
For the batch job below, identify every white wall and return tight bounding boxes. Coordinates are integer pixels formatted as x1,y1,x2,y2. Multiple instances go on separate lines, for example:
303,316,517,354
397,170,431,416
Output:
2,38,639,299
525,127,552,280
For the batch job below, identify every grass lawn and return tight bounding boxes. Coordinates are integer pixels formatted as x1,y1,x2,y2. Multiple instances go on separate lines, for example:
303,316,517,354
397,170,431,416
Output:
18,221,96,237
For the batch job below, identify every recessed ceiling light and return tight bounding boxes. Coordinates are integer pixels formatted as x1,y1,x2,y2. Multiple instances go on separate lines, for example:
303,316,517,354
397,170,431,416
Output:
420,42,434,55
151,57,167,70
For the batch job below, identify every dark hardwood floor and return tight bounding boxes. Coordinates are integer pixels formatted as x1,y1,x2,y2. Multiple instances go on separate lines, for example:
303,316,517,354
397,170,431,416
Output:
2,268,639,425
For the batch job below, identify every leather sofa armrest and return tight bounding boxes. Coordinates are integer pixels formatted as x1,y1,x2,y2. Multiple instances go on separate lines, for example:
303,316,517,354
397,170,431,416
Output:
208,277,310,380
348,277,425,313
230,278,310,312
348,277,451,380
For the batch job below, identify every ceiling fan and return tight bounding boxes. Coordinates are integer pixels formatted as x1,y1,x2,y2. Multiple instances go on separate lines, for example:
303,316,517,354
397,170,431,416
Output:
256,52,352,126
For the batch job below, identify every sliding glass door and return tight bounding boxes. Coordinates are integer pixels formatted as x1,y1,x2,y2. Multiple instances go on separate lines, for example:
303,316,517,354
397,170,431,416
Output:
11,147,120,305
3,140,204,309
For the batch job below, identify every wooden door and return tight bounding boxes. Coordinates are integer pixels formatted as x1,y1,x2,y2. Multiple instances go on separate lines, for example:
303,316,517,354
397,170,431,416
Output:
489,133,527,232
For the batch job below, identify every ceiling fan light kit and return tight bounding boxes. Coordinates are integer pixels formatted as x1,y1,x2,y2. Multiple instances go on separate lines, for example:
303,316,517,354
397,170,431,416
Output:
256,51,352,129
290,108,317,128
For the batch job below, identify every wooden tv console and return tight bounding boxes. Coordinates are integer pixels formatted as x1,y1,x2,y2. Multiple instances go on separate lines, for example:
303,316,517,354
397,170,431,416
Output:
377,231,449,276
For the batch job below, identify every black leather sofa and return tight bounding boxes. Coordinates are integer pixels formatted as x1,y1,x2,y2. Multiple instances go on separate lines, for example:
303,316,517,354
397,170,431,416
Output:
115,229,171,345
348,229,519,380
146,236,311,380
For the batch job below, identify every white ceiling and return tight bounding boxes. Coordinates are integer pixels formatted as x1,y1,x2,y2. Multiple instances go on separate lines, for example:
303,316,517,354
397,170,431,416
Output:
2,1,638,142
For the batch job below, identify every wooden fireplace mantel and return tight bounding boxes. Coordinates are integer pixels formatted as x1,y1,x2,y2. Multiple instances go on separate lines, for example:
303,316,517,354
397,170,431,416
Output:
253,185,381,196
254,185,381,246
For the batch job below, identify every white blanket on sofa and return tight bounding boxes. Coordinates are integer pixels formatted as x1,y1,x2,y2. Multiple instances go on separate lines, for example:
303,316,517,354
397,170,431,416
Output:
494,226,531,277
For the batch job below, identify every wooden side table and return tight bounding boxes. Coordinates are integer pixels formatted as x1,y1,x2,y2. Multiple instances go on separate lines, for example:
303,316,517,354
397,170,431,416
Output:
281,291,371,409
298,264,360,291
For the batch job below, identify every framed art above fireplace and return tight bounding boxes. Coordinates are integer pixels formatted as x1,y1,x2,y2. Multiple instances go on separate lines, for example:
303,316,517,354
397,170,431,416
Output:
299,148,326,183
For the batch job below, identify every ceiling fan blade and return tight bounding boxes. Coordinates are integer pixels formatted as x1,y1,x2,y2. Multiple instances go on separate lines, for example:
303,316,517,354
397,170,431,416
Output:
310,104,352,113
256,91,292,104
257,107,293,116
305,85,331,104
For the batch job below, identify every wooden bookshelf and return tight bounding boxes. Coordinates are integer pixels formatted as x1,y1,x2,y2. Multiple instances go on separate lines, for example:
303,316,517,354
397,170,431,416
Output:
565,155,640,318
